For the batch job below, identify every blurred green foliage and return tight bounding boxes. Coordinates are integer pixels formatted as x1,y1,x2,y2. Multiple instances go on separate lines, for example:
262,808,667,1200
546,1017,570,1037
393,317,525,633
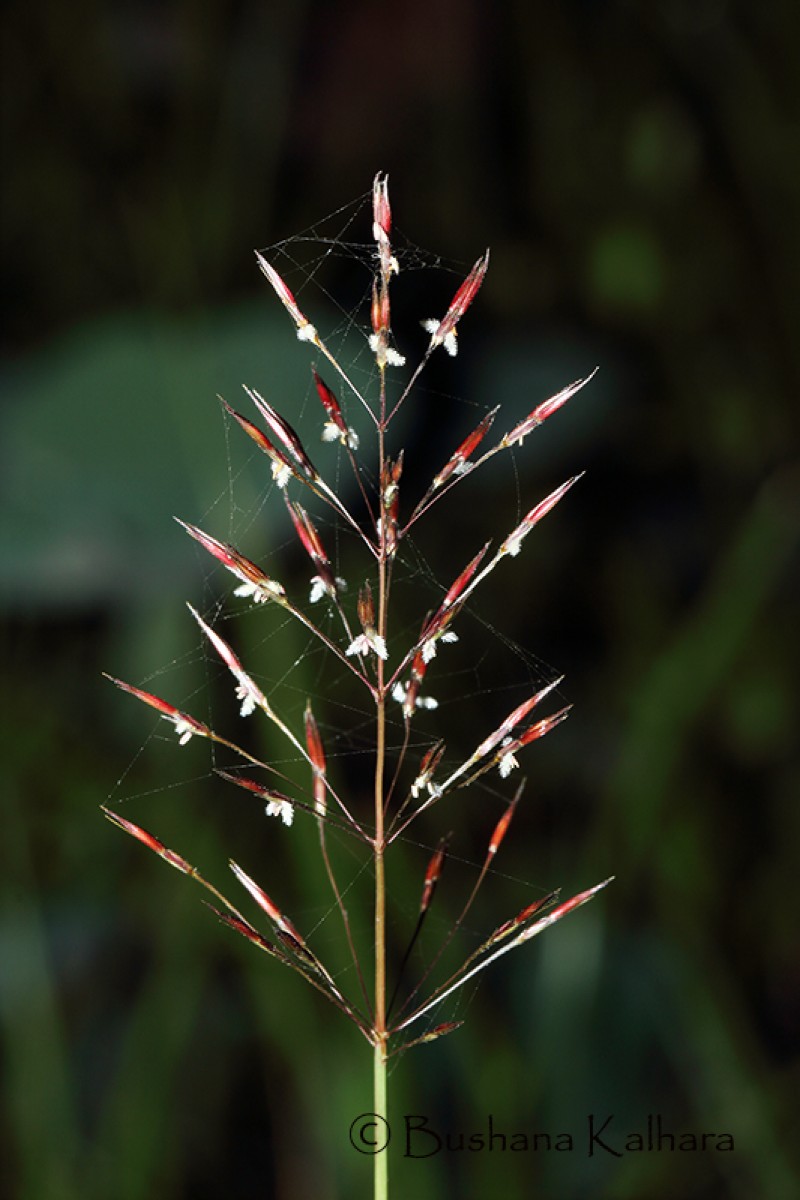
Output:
2,2,798,1198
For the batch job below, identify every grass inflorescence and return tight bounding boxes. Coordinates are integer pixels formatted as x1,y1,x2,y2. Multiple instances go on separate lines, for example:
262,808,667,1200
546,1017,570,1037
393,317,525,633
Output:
103,174,610,1200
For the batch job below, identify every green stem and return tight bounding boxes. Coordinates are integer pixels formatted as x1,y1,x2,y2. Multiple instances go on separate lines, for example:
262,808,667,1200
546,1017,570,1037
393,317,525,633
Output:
373,391,389,1200
373,693,388,1200
373,1035,389,1200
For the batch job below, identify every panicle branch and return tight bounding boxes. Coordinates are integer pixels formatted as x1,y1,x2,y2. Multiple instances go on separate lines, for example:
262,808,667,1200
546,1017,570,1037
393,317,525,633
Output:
389,1021,464,1057
390,786,522,1025
101,805,370,1033
227,858,367,1025
175,518,370,689
394,878,614,1034
407,678,565,817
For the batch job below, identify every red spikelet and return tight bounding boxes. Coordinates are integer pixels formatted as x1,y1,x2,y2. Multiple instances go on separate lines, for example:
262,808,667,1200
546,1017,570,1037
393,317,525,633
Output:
175,520,285,603
429,251,490,350
304,703,327,816
102,674,210,745
101,807,194,874
220,398,299,486
487,796,518,857
230,861,307,947
255,253,317,343
500,476,582,558
502,370,598,447
312,368,357,448
419,836,449,914
431,409,498,491
244,387,319,480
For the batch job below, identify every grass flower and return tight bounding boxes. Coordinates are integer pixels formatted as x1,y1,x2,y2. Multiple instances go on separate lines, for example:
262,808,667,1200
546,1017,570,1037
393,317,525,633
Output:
104,173,610,1200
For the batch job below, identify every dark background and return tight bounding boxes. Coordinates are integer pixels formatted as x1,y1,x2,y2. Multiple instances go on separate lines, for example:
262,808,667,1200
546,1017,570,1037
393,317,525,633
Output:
2,3,798,1198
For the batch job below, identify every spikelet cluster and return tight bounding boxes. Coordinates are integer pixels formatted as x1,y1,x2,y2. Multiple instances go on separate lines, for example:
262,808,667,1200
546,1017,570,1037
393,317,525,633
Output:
104,175,609,1051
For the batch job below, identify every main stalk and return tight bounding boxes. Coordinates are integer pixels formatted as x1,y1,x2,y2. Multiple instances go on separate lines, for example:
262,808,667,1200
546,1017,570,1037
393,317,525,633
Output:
373,416,389,1200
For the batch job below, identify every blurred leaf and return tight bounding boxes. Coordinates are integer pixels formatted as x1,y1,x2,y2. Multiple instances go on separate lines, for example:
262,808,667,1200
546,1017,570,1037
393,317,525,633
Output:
588,225,665,316
0,303,336,611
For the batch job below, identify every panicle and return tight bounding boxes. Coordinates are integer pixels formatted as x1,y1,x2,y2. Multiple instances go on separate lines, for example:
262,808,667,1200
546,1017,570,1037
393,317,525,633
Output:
104,176,608,1064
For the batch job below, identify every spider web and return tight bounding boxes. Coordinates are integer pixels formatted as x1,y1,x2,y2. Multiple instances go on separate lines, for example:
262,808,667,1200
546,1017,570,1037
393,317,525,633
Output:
105,184,576,1024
